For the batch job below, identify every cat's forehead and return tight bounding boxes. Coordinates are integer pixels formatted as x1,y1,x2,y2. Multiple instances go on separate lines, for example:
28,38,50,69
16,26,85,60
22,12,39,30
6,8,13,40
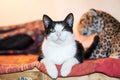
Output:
54,24,64,31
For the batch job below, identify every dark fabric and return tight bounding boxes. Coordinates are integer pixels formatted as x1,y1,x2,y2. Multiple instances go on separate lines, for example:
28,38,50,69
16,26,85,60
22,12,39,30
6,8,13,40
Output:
0,34,34,50
0,20,44,55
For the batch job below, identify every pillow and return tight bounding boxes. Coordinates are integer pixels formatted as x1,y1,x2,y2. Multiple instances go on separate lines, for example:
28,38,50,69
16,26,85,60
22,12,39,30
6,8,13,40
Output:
0,20,44,55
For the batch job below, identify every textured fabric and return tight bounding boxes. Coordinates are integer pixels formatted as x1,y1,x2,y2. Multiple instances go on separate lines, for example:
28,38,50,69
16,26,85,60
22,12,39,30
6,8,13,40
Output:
0,54,39,74
95,58,120,77
0,20,44,54
0,55,120,78
36,58,120,78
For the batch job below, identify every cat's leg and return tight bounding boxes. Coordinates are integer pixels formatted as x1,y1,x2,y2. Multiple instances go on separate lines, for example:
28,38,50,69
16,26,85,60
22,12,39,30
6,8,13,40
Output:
60,58,79,77
109,36,120,59
85,35,100,59
89,35,110,59
41,58,58,79
88,41,109,59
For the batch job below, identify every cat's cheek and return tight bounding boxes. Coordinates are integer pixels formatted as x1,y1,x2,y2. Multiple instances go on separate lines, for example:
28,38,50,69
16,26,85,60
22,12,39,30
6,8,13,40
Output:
60,34,67,41
48,34,57,41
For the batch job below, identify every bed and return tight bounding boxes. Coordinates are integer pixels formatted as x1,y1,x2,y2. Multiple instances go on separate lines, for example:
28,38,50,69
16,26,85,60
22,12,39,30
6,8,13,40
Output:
0,20,120,80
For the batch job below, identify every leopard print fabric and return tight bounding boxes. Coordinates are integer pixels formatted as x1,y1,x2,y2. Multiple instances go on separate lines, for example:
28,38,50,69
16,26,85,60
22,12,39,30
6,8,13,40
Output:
78,9,120,59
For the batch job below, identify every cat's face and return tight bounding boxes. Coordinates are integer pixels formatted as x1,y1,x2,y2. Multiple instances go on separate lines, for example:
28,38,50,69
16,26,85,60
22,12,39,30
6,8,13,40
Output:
43,13,74,44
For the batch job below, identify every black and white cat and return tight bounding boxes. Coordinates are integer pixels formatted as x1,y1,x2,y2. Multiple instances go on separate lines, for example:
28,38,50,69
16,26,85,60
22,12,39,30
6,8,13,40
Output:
38,13,85,78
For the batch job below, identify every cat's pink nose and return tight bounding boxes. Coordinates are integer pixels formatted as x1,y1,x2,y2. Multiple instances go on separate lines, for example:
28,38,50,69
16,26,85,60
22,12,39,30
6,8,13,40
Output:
56,32,61,37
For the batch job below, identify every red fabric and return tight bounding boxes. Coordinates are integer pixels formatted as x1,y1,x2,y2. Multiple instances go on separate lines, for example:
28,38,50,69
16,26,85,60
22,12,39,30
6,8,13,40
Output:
37,58,120,78
95,58,120,77
0,55,120,78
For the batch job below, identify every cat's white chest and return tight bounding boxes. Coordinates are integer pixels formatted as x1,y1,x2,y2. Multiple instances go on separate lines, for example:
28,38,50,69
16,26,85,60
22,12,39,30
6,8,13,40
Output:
42,39,76,64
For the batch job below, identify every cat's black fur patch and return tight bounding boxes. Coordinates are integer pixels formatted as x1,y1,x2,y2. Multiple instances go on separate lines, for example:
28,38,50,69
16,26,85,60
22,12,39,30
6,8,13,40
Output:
84,35,100,59
38,53,44,61
0,34,34,50
75,41,84,63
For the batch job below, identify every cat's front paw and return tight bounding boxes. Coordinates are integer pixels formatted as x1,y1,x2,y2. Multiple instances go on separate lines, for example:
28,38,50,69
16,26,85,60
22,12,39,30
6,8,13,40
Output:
47,66,58,79
41,59,58,78
60,58,79,77
60,63,72,77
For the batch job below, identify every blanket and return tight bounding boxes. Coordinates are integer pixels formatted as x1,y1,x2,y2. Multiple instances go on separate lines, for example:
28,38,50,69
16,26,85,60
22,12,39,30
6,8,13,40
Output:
0,20,44,54
0,55,120,78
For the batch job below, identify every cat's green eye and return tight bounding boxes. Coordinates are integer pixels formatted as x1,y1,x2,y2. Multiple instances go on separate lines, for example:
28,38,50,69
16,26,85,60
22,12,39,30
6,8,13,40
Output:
50,28,55,32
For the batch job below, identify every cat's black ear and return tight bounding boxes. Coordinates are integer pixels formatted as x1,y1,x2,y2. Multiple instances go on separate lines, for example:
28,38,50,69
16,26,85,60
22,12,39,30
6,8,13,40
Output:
64,13,74,27
43,15,53,28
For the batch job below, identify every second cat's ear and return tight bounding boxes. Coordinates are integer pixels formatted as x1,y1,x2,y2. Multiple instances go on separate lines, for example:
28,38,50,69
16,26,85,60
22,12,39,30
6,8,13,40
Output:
89,8,97,16
64,13,74,27
43,15,53,28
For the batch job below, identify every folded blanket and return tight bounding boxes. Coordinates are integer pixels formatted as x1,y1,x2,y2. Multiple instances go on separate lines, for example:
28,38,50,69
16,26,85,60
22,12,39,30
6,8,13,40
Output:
37,58,120,78
0,55,120,78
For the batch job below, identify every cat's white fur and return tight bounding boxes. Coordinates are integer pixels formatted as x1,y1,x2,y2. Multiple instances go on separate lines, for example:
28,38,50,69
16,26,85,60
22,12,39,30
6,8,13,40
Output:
41,24,79,78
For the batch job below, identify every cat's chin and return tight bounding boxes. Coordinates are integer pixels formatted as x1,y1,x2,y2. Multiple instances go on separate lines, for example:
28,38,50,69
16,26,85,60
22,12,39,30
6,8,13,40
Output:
53,40,65,44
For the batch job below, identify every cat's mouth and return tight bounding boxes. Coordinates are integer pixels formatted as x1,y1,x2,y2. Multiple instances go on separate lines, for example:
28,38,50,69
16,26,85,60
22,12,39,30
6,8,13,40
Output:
54,36,66,43
56,37,65,42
